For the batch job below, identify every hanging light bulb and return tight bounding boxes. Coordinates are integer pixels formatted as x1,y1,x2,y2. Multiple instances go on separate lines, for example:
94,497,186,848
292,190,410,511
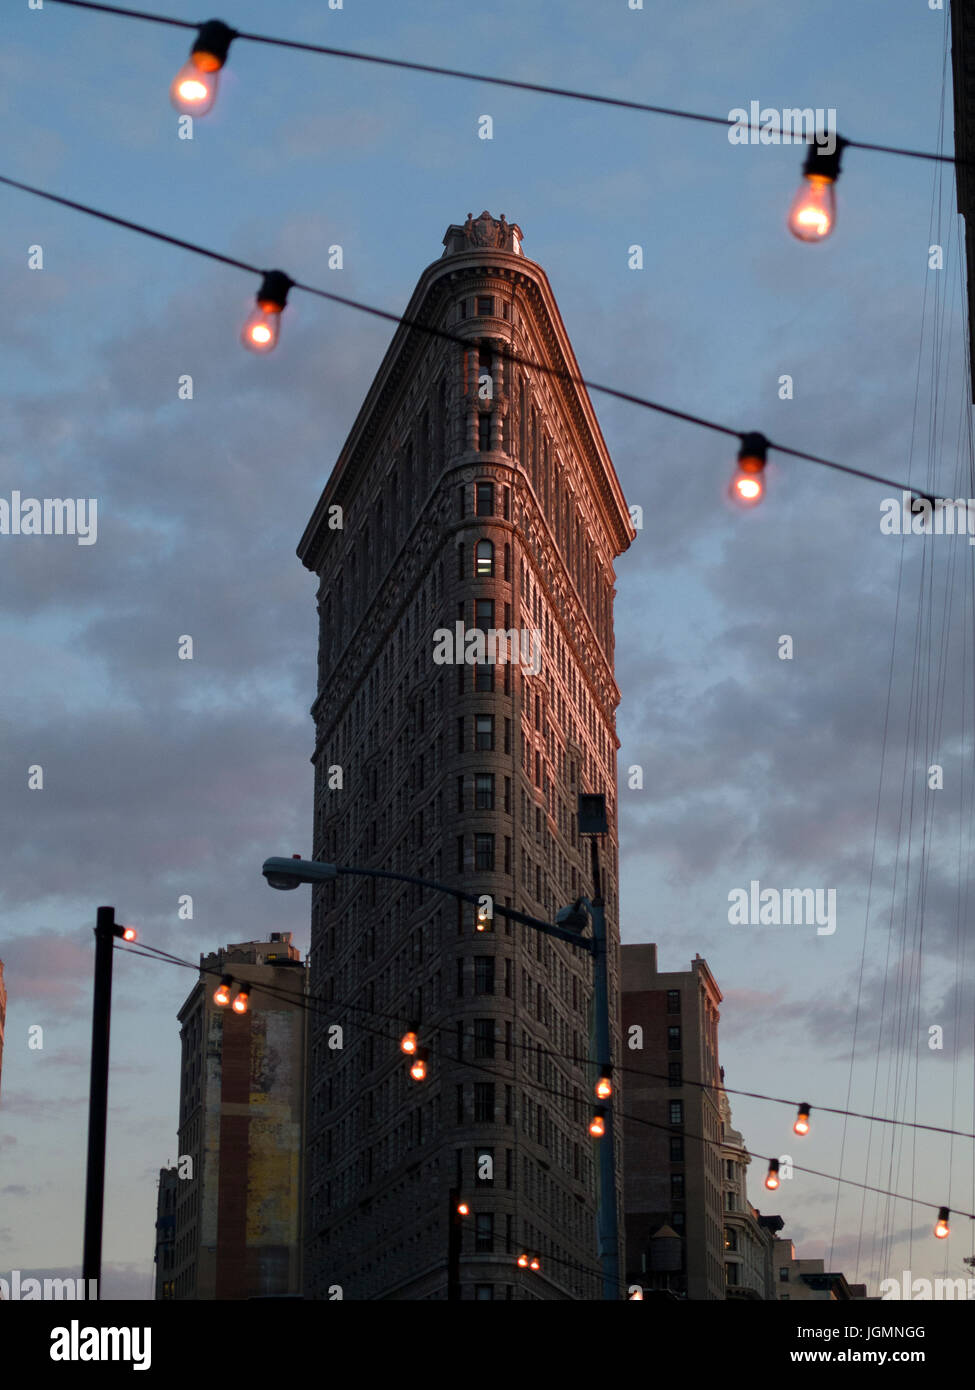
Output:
170,20,236,117
400,1027,418,1055
765,1159,780,1190
231,983,250,1014
529,1256,540,1272
457,1200,470,1217
242,270,294,354
517,1253,529,1268
409,1048,428,1082
589,1107,606,1138
121,926,137,942
731,431,768,507
787,137,847,242
595,1072,612,1100
935,1207,950,1239
794,1103,811,1136
213,975,232,1007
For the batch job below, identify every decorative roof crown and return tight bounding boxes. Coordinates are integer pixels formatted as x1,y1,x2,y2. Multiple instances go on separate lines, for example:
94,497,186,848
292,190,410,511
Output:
442,210,524,257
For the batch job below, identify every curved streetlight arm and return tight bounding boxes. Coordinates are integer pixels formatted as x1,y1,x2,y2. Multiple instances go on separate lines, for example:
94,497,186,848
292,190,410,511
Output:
261,856,595,954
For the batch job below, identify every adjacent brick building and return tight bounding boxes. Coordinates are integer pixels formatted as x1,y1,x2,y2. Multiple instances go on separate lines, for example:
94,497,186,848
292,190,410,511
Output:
157,932,307,1299
299,211,634,1298
621,943,725,1299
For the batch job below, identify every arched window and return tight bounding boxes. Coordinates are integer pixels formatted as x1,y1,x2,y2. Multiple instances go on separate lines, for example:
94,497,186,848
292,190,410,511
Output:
476,539,495,577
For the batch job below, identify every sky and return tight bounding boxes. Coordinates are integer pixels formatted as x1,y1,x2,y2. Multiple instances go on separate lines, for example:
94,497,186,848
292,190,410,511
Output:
2,0,974,1299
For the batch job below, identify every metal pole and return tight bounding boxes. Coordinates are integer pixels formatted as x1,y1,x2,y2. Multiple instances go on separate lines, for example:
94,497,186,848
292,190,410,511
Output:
589,843,620,1300
447,1188,462,1301
83,905,116,1295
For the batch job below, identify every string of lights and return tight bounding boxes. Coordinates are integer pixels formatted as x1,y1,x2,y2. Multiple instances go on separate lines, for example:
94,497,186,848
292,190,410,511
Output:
117,937,971,1233
0,170,942,508
44,0,975,173
118,940,616,1290
623,1107,969,1236
122,937,975,1142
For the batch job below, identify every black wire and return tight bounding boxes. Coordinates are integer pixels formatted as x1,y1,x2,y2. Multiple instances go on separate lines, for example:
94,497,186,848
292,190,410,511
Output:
121,939,975,1141
43,0,975,170
0,171,942,507
118,939,973,1219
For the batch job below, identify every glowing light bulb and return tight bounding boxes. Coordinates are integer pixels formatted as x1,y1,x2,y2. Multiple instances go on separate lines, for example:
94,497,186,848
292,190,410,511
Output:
170,59,219,116
935,1207,950,1239
241,271,293,355
121,926,137,942
788,175,835,241
529,1257,540,1272
765,1159,780,1190
232,985,250,1014
589,1110,606,1138
213,975,232,1007
170,20,235,117
409,1052,427,1081
595,1074,612,1100
794,1103,811,1136
730,431,769,507
787,138,846,243
457,1201,469,1217
400,1030,418,1055
517,1254,529,1268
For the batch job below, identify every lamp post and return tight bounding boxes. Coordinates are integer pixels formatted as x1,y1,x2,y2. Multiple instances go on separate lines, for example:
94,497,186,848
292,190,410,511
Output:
262,817,621,1300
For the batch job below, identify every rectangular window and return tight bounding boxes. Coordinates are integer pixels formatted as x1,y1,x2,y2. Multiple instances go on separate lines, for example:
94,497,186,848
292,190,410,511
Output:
724,1228,738,1251
475,773,495,810
779,1266,789,1282
474,1018,495,1058
667,1026,681,1051
457,836,464,873
475,598,494,628
475,715,494,751
475,1214,494,1253
670,1173,685,1198
456,717,464,753
474,664,494,692
475,1284,494,1300
669,1101,683,1126
669,1136,684,1162
456,1084,464,1124
457,775,465,813
474,833,495,870
666,989,680,1013
476,296,494,317
456,958,464,997
478,415,491,452
668,1061,682,1087
474,957,495,995
476,482,494,516
474,1082,495,1123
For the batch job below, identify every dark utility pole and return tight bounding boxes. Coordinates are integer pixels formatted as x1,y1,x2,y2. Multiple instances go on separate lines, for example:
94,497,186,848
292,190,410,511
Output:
83,905,129,1295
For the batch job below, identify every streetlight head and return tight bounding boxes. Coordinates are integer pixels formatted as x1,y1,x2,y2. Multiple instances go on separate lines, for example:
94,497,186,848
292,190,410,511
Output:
262,856,339,889
556,900,589,932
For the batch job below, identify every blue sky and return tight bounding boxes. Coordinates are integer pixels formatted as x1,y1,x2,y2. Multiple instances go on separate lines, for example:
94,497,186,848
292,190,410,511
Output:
2,0,974,1297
